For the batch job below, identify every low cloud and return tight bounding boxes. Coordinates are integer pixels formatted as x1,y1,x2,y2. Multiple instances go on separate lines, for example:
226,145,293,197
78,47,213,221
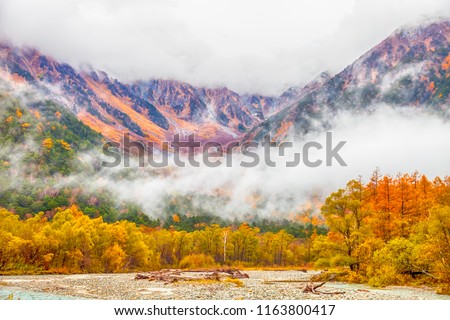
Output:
2,84,449,218
1,0,449,95
83,105,450,218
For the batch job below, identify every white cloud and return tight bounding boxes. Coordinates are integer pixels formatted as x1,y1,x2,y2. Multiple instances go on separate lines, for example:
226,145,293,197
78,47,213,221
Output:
0,0,449,95
3,78,449,218
82,105,450,218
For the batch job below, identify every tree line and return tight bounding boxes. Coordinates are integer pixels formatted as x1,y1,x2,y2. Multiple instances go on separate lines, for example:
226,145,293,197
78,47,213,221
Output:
316,171,450,293
0,205,317,274
0,171,449,293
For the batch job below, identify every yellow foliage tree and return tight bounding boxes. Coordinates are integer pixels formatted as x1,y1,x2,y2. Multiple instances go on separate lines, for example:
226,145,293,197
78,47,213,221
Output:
102,243,126,273
42,138,53,149
58,139,72,151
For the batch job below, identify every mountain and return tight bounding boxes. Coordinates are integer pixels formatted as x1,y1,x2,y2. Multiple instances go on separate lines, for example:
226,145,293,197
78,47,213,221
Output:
129,79,266,134
244,20,450,142
1,20,449,148
0,43,291,146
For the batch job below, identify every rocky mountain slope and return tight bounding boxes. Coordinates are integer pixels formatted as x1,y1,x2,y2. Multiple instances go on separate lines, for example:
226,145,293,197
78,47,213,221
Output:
1,20,449,147
244,20,450,142
0,43,292,146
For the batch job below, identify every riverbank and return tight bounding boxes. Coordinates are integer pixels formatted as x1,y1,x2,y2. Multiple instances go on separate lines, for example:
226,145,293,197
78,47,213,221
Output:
1,271,448,300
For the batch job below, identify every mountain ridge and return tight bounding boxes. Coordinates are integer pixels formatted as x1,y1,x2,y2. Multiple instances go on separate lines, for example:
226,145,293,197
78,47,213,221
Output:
1,19,449,147
243,19,450,142
0,41,308,146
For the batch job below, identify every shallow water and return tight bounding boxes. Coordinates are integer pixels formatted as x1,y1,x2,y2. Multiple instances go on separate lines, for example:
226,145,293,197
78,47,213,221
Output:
328,282,450,300
0,287,85,300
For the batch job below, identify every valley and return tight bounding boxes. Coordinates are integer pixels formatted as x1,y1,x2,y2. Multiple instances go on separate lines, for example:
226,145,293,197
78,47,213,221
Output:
0,18,450,298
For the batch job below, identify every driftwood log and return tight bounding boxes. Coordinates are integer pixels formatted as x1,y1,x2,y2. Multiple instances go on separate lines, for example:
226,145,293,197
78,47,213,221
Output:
302,272,344,294
185,268,249,279
135,268,249,284
263,271,345,295
263,279,312,284
302,281,345,295
302,281,326,293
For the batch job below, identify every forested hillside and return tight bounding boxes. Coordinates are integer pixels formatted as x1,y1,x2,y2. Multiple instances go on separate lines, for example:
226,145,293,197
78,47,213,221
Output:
1,171,449,294
0,92,157,225
0,18,449,297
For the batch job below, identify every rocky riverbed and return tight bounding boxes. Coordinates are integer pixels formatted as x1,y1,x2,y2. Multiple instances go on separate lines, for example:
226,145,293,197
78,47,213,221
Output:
1,270,448,300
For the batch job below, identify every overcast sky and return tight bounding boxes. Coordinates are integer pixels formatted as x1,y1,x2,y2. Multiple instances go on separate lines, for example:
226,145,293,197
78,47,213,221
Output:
0,0,449,95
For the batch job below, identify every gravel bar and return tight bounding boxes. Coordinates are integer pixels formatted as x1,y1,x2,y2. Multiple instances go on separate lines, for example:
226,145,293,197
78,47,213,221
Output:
1,271,448,300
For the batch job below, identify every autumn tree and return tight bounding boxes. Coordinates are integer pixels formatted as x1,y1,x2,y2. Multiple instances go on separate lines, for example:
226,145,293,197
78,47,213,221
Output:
229,223,260,264
413,205,450,293
320,179,370,270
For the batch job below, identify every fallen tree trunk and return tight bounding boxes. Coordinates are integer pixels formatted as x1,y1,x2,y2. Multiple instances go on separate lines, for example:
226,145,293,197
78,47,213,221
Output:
135,268,249,283
401,270,438,279
263,279,312,284
302,281,345,295
302,281,326,293
185,268,249,279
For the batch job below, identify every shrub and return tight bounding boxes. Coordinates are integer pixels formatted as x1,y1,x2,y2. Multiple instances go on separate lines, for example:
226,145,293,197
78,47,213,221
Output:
436,284,450,295
367,265,398,287
344,271,365,284
330,254,356,267
314,258,330,269
367,238,416,287
224,277,244,287
179,254,216,269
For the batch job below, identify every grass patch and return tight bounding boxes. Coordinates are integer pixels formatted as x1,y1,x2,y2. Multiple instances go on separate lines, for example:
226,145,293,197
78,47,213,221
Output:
437,284,450,295
310,269,349,282
223,277,244,287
